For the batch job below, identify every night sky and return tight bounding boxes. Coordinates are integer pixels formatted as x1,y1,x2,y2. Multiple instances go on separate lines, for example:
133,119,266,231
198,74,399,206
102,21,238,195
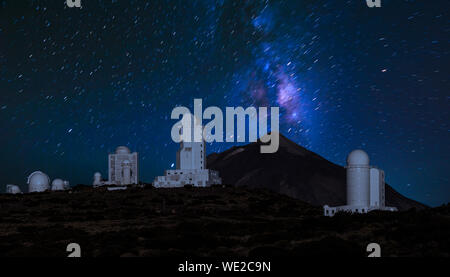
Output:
0,0,448,206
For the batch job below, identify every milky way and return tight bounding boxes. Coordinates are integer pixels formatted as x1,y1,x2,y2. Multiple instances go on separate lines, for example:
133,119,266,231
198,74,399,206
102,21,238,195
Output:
0,0,448,206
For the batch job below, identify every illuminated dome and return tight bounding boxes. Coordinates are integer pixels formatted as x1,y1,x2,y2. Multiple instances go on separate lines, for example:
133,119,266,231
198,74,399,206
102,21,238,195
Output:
93,172,103,187
27,171,50,193
51,179,65,191
6,184,21,194
116,146,131,155
347,150,370,166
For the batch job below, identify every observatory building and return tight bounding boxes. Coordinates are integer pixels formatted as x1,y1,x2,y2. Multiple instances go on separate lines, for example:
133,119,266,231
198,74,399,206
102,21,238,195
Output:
93,172,104,187
51,179,66,191
27,171,51,193
93,146,139,187
323,150,397,217
153,114,222,188
6,185,21,194
109,146,139,185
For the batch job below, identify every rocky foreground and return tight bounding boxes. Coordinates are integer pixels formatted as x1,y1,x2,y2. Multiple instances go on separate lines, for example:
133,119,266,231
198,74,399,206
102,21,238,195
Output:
0,186,448,257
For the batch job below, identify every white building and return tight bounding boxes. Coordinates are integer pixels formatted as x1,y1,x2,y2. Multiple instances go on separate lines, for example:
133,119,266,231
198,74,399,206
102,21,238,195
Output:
27,171,51,193
93,146,139,187
93,172,103,188
154,114,222,188
109,146,139,185
323,150,397,217
370,167,385,207
6,184,22,194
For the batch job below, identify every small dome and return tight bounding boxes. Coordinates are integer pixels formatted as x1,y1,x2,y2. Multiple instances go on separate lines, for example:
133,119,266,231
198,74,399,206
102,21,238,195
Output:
94,172,102,177
347,150,370,166
51,179,65,191
6,185,21,194
52,179,64,186
28,171,50,192
116,146,131,154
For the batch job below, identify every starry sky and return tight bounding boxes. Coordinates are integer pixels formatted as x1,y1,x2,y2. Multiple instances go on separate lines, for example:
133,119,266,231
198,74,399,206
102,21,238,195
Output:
0,0,448,206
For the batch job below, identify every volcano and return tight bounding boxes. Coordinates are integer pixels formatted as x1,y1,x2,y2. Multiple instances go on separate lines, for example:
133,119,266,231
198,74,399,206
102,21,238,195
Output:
207,133,426,211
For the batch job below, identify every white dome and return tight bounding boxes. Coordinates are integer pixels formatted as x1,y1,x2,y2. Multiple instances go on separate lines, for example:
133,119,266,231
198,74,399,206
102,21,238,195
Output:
93,172,103,187
6,184,21,194
52,179,64,186
28,171,50,193
51,179,65,191
116,146,131,154
347,150,370,166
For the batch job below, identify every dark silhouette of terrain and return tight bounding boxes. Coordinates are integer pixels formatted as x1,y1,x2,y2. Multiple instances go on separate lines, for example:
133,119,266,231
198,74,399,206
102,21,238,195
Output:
0,135,443,257
207,133,427,211
0,187,448,257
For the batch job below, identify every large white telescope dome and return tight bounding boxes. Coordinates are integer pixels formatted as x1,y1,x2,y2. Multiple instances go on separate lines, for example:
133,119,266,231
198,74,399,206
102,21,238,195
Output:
347,149,370,166
27,171,50,192
346,149,370,206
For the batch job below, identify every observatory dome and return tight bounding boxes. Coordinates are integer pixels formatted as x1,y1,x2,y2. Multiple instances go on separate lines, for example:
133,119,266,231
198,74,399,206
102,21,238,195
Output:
51,179,65,191
28,171,50,192
116,146,131,154
6,184,21,194
93,172,103,187
347,150,370,166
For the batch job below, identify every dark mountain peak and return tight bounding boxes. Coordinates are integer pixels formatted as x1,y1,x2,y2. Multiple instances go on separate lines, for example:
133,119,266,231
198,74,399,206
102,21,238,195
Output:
207,133,427,211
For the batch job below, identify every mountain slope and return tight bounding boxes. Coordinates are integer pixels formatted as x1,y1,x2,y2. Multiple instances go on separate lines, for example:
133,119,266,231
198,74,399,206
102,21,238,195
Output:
207,133,427,211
